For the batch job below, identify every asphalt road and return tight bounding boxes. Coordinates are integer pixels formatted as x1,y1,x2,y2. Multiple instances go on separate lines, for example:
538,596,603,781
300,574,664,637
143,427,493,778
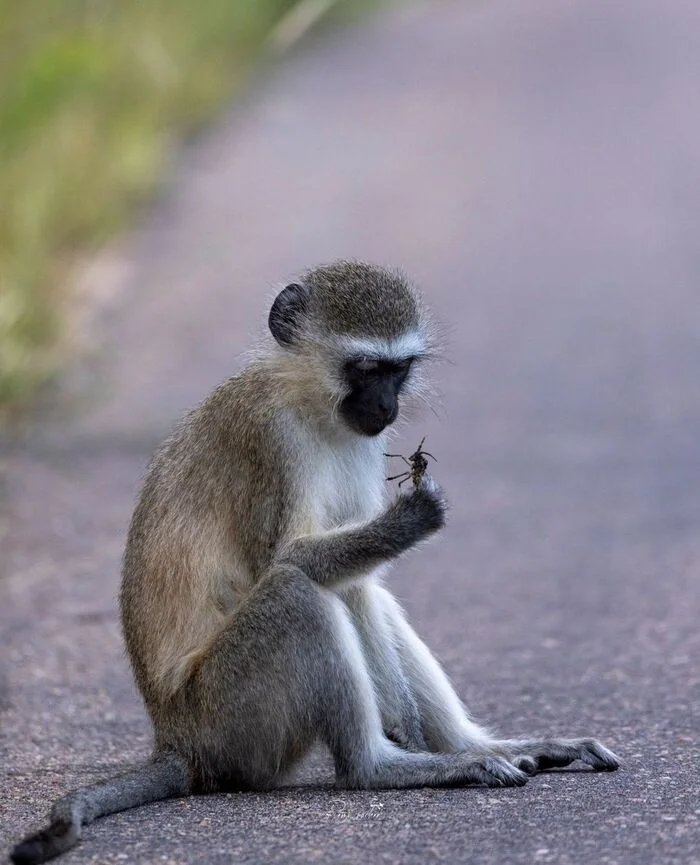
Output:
2,1,700,863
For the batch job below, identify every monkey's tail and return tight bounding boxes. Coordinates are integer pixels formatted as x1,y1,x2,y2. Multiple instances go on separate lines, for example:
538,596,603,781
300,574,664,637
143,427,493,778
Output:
10,751,191,865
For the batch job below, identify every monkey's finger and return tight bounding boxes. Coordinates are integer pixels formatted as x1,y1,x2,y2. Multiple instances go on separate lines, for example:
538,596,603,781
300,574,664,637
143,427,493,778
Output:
418,474,438,494
417,475,447,508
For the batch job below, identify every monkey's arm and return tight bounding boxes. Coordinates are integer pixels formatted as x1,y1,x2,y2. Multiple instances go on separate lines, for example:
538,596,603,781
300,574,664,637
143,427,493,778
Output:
277,485,444,588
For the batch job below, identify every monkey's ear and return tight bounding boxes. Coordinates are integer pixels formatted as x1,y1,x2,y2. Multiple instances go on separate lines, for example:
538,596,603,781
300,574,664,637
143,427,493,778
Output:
269,283,309,347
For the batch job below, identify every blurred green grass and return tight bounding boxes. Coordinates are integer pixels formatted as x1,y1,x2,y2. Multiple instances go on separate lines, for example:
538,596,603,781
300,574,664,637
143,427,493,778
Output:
0,0,333,417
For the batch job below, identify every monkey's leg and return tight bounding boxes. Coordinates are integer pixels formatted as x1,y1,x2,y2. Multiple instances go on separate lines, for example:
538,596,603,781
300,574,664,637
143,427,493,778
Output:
339,580,426,752
181,565,526,791
369,585,495,754
318,589,527,790
381,593,620,771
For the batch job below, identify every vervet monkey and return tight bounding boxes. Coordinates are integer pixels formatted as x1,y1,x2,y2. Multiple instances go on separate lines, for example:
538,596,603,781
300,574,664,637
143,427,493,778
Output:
11,261,619,865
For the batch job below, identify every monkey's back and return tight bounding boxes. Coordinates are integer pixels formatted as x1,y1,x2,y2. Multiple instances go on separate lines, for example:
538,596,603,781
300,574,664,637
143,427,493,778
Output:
120,366,298,712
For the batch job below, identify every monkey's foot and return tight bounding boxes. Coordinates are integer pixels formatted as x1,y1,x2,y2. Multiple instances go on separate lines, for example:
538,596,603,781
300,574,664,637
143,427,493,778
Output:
470,756,529,787
499,738,621,774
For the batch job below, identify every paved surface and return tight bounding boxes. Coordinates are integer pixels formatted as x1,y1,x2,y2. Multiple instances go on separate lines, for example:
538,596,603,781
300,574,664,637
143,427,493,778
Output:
2,0,700,862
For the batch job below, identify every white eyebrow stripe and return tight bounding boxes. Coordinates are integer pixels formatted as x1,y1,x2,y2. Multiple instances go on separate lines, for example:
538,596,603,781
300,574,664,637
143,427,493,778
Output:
339,332,426,360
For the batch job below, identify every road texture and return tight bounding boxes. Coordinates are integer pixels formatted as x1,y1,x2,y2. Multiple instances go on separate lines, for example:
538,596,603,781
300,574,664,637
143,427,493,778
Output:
2,0,700,862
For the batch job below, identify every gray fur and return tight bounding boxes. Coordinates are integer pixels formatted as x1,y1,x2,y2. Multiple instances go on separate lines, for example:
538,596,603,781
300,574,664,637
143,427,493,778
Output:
11,262,619,865
304,260,422,338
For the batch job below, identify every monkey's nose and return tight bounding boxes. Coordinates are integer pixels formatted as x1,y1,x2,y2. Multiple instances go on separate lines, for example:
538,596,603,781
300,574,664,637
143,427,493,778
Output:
379,402,398,425
376,392,396,414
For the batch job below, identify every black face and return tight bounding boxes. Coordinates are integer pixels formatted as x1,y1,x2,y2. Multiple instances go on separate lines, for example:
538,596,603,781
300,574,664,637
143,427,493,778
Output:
339,356,414,436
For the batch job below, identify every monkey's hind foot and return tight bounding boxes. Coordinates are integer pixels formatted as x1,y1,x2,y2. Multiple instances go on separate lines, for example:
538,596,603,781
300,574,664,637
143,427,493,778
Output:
501,738,621,774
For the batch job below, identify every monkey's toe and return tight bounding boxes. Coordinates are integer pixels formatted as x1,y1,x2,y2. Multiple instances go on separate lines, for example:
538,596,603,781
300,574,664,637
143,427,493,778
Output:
512,755,538,775
479,756,529,787
576,739,621,772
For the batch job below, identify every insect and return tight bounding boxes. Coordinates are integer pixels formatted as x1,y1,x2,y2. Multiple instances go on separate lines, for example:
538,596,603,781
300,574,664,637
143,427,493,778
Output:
385,436,437,488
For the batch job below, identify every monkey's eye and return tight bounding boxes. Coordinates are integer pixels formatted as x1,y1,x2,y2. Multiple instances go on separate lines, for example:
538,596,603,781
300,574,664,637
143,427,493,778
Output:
386,357,414,379
394,357,414,374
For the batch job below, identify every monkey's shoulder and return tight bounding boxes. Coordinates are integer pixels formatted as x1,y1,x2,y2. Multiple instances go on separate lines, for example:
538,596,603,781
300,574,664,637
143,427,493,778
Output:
149,371,286,472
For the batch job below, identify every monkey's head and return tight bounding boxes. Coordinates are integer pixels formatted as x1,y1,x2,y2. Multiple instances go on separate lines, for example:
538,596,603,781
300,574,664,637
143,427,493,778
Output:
268,261,433,437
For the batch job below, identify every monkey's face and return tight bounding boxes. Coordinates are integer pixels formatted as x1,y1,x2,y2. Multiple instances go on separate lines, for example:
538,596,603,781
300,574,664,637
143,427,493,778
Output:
267,275,431,436
339,357,413,436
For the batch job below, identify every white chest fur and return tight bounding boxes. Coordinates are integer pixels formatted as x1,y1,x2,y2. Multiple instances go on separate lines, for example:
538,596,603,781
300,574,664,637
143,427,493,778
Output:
308,436,386,530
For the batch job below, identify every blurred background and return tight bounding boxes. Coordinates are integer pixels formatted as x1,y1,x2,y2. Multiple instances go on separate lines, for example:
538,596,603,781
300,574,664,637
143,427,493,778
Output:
2,0,699,862
0,0,371,417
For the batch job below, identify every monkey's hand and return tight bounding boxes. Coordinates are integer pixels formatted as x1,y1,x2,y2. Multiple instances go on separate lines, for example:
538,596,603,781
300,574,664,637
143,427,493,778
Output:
387,475,446,543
